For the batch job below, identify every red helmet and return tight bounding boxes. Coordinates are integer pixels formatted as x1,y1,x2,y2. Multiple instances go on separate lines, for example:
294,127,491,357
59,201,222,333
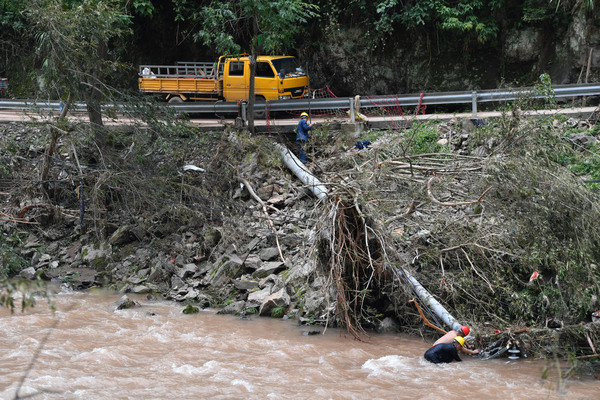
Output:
459,326,470,336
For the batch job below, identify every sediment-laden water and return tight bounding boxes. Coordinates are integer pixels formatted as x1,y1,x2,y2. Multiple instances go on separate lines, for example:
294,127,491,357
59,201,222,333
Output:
0,289,596,400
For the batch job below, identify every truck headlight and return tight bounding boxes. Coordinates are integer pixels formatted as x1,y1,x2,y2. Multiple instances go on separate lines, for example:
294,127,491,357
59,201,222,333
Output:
279,95,291,100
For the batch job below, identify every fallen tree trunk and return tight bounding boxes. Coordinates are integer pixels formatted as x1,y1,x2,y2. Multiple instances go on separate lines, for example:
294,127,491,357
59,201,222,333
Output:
276,142,462,335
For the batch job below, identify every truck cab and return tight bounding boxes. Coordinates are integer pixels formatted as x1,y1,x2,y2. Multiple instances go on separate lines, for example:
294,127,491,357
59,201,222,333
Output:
218,55,309,102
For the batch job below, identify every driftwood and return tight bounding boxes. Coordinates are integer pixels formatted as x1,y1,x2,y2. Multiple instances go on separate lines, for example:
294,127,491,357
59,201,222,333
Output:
426,177,492,206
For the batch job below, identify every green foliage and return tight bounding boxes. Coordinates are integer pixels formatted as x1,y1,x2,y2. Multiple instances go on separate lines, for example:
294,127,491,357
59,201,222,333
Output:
175,0,319,55
533,73,557,109
502,73,557,113
182,304,199,314
1,278,53,313
131,0,155,17
0,0,27,29
0,231,28,279
25,0,133,124
271,306,285,318
405,122,448,155
372,0,504,43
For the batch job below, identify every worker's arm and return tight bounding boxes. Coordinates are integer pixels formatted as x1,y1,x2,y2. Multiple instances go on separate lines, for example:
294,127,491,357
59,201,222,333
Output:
460,347,480,355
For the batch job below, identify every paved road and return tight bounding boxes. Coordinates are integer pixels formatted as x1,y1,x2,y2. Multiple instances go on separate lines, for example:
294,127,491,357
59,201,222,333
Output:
1,106,598,133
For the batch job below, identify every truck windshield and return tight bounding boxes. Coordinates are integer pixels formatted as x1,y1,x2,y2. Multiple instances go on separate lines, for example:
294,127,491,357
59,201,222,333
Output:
271,58,306,79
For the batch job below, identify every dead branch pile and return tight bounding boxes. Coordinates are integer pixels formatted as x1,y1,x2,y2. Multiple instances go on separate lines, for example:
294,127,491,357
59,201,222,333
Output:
310,113,600,358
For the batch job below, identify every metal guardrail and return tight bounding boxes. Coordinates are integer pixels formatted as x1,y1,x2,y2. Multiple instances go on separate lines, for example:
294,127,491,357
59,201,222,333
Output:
1,83,599,122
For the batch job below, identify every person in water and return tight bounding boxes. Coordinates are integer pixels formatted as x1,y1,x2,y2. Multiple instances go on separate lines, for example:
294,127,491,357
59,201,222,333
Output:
432,325,480,356
424,336,465,364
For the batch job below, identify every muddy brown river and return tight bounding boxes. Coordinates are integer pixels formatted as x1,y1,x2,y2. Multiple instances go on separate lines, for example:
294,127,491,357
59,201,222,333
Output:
0,289,596,399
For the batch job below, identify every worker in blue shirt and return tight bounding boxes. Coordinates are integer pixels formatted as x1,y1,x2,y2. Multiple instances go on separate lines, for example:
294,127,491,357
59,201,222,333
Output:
296,112,312,164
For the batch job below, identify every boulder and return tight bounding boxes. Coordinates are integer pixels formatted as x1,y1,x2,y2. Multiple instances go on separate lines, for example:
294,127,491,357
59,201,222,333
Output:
258,288,291,317
132,285,150,294
109,225,137,246
81,243,111,263
201,253,246,286
247,287,272,308
233,278,259,291
258,247,280,261
114,295,140,310
178,263,197,279
217,300,247,315
252,261,285,279
19,267,37,280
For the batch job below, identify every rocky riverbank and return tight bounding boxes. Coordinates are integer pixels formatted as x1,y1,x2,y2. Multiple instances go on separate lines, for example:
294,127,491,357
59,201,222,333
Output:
2,107,600,372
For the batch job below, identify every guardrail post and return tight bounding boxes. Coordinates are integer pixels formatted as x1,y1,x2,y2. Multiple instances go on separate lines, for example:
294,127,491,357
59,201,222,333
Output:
472,91,478,117
349,97,356,123
241,101,247,123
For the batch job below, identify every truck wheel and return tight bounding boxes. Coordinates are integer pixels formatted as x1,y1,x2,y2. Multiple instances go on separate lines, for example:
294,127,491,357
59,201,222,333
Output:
254,97,266,119
168,96,184,103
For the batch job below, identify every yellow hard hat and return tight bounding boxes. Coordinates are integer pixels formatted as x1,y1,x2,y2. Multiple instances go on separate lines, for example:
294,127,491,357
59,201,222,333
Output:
300,112,309,118
454,336,465,347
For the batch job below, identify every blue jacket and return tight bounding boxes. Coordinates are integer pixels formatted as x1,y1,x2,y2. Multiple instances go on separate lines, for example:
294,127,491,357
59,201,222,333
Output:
296,118,311,141
424,343,462,364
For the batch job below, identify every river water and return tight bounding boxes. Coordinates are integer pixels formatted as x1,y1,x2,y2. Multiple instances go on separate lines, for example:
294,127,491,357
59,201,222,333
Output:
0,289,596,400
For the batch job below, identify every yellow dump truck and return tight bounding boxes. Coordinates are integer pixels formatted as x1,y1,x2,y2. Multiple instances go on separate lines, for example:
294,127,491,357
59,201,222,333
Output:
138,55,309,104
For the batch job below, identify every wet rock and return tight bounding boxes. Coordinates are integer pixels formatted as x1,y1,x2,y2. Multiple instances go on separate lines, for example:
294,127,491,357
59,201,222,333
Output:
217,300,246,315
19,267,37,280
132,285,150,294
114,295,140,310
183,304,199,314
258,288,290,317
